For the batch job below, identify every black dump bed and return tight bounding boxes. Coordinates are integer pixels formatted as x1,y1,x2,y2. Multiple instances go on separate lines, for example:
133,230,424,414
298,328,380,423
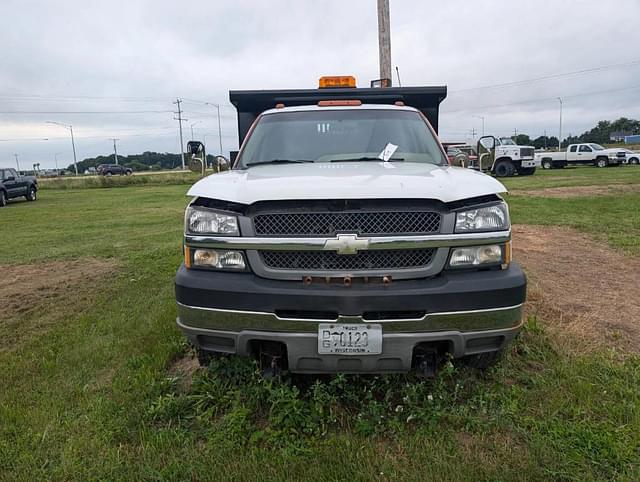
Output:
229,86,447,146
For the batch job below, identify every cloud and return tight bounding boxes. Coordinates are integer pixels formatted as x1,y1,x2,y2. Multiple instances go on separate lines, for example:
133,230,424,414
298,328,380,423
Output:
1,0,639,168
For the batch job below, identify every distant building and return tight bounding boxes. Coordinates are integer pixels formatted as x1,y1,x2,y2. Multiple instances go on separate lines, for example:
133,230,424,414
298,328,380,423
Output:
610,131,633,142
624,134,640,144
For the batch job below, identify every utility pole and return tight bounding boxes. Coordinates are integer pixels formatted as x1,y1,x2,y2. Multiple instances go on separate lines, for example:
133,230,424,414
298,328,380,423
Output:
470,127,477,138
377,0,392,85
14,154,20,173
110,138,120,165
173,98,187,169
513,128,518,138
557,97,563,151
543,130,547,149
47,121,78,175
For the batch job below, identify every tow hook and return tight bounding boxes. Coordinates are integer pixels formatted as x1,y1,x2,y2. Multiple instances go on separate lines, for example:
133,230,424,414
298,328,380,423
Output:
415,347,438,379
258,342,286,378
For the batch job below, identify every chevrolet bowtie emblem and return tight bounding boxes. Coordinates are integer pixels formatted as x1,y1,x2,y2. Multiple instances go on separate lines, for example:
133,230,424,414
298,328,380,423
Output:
323,234,370,255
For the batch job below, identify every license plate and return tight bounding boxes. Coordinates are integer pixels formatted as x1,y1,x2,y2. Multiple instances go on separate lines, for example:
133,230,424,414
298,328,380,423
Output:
317,323,382,355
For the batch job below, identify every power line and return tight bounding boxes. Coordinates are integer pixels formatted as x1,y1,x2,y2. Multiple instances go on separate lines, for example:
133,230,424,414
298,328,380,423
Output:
443,84,640,114
450,59,640,93
0,110,173,114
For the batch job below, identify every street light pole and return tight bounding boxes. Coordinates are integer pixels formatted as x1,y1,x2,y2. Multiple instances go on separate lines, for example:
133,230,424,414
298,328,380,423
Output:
54,152,63,176
14,154,20,173
205,103,224,157
47,121,79,175
473,115,485,136
190,121,202,140
557,97,563,151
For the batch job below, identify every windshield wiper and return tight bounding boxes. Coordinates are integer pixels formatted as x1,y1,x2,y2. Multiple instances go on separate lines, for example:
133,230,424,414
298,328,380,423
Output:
245,159,314,167
329,156,405,162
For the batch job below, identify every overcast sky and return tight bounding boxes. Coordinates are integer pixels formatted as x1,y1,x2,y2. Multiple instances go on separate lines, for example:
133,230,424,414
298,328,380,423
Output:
1,0,639,170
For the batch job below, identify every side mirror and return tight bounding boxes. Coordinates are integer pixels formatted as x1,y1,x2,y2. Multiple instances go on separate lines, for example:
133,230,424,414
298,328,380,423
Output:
215,156,230,172
478,136,496,150
187,141,206,174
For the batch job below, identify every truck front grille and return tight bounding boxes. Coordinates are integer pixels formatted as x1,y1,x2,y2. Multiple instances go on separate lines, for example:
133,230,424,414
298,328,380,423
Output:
253,211,441,237
520,148,534,158
260,249,436,272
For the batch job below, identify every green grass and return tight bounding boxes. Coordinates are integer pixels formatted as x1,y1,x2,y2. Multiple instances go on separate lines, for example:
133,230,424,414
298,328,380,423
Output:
38,171,200,190
502,165,640,191
1,170,639,480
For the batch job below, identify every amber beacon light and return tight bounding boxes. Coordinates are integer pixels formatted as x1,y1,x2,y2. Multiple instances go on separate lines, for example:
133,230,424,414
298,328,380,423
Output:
318,76,357,88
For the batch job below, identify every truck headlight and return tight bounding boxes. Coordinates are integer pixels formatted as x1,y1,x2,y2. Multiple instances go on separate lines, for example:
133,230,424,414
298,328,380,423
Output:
455,203,510,233
185,206,239,235
190,248,247,270
449,243,509,268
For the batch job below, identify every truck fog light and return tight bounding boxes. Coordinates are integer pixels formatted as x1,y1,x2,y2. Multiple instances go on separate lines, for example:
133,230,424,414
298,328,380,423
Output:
192,248,246,270
449,244,504,268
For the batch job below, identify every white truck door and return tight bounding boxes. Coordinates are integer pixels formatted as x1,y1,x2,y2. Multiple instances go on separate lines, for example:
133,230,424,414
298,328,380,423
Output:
566,145,579,162
577,144,593,163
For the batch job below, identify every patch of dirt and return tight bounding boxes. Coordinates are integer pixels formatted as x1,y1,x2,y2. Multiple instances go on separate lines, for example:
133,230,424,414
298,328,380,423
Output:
0,258,117,320
167,353,201,392
511,183,640,198
514,225,640,353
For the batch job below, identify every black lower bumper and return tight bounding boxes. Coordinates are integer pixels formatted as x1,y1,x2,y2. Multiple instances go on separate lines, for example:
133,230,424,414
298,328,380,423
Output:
175,263,526,316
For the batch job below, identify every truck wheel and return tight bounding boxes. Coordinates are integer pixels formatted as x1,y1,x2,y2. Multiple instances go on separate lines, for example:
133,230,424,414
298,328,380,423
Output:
541,159,553,170
126,170,133,176
518,167,536,176
494,161,515,177
106,172,113,176
462,350,504,369
596,157,608,168
25,187,37,202
0,190,6,207
630,157,639,165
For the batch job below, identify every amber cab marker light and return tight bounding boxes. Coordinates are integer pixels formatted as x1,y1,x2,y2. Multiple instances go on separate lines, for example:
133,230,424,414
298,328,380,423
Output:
318,100,362,107
502,241,512,269
184,245,192,269
318,76,356,88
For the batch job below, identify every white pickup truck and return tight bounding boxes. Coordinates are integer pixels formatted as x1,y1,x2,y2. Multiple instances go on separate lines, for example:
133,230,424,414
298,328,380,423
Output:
536,143,627,169
175,77,526,376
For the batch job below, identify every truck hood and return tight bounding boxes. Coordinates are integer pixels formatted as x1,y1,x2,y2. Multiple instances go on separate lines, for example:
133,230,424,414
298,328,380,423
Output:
187,162,507,204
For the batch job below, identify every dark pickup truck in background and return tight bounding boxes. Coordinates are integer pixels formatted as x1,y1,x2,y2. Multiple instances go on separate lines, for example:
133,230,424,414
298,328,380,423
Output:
0,168,38,207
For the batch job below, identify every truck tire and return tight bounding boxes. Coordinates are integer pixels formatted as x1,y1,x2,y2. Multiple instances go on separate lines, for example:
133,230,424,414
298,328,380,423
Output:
126,170,133,176
106,171,113,176
25,186,37,202
461,349,504,369
494,160,515,177
541,159,553,170
596,157,608,168
518,167,536,176
0,190,6,207
630,157,639,165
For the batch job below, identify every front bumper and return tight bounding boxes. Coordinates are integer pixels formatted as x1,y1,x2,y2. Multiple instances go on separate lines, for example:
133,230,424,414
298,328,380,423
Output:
175,263,526,373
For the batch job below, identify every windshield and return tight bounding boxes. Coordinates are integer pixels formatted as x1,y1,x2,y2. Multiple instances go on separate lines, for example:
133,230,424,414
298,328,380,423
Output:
590,144,605,151
237,109,447,167
498,137,516,146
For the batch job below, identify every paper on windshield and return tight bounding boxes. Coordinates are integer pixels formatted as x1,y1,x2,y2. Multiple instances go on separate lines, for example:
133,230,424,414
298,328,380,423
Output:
378,142,398,161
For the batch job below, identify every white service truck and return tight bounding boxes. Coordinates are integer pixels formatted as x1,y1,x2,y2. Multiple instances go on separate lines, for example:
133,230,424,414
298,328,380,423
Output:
175,77,526,376
472,136,539,177
536,143,627,169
